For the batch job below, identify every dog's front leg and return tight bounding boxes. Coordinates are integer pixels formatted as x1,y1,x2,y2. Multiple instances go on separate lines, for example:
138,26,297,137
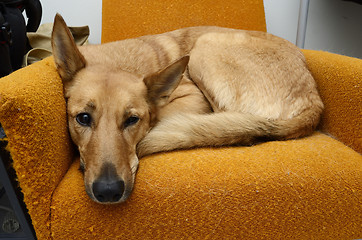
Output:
136,116,191,157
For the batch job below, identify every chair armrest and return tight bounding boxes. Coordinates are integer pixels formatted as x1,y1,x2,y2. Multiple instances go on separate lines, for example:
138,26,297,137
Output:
0,57,73,239
302,50,362,153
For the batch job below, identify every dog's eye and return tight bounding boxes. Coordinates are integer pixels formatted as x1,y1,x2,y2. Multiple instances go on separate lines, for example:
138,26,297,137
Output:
76,113,92,126
124,116,139,128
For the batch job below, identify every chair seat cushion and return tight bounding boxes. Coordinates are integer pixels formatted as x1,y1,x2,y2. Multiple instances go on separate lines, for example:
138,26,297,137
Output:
50,132,361,239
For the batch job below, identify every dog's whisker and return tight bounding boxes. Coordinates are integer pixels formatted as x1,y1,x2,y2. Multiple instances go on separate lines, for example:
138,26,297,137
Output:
131,167,138,175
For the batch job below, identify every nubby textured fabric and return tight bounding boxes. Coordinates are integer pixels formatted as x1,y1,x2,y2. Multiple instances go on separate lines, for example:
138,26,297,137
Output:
0,0,361,239
102,0,267,42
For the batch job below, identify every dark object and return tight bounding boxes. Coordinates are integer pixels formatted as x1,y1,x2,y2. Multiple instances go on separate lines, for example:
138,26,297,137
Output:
0,0,42,77
0,131,36,239
0,123,5,138
342,0,362,4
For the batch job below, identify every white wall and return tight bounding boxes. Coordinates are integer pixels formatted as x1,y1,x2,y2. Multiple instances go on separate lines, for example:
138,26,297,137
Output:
264,0,300,46
40,0,102,44
40,0,362,58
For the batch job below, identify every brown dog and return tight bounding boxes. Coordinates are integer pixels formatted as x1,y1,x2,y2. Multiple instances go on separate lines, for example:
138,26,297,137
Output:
51,14,323,204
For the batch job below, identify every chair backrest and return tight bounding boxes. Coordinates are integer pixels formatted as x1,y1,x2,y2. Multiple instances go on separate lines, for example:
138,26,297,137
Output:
102,0,266,43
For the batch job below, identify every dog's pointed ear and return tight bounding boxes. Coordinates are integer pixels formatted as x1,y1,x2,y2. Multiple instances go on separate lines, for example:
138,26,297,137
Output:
144,56,189,107
52,13,86,84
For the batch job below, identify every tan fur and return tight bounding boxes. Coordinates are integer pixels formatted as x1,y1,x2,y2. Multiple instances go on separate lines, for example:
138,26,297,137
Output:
51,14,323,204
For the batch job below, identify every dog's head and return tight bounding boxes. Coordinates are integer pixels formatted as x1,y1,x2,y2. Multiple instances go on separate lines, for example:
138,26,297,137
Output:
51,14,188,204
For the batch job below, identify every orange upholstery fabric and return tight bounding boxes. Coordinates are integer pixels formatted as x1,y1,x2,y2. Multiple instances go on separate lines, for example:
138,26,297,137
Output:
302,50,362,153
0,1,361,239
50,133,361,239
0,58,73,240
102,0,266,43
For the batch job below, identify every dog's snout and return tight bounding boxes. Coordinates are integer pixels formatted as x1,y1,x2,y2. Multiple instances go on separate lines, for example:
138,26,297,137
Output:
92,179,125,203
91,163,125,203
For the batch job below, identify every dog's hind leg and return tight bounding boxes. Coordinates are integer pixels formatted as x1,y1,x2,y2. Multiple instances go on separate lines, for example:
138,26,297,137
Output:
186,71,223,113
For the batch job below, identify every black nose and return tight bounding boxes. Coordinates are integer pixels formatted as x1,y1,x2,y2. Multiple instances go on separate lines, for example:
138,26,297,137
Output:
92,179,125,202
92,163,125,203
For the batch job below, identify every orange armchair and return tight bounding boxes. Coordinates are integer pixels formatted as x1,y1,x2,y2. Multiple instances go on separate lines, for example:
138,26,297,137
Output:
0,1,361,239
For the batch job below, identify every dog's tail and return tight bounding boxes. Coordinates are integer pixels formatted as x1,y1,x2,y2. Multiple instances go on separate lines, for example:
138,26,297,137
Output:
137,107,322,157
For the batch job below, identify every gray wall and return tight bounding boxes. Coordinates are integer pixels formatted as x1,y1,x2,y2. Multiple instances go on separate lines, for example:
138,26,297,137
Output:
265,0,362,58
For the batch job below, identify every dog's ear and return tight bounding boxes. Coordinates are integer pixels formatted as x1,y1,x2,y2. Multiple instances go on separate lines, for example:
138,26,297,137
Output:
52,13,86,84
144,56,189,107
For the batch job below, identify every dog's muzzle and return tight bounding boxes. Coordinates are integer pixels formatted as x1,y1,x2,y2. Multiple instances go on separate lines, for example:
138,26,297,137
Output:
91,163,125,203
